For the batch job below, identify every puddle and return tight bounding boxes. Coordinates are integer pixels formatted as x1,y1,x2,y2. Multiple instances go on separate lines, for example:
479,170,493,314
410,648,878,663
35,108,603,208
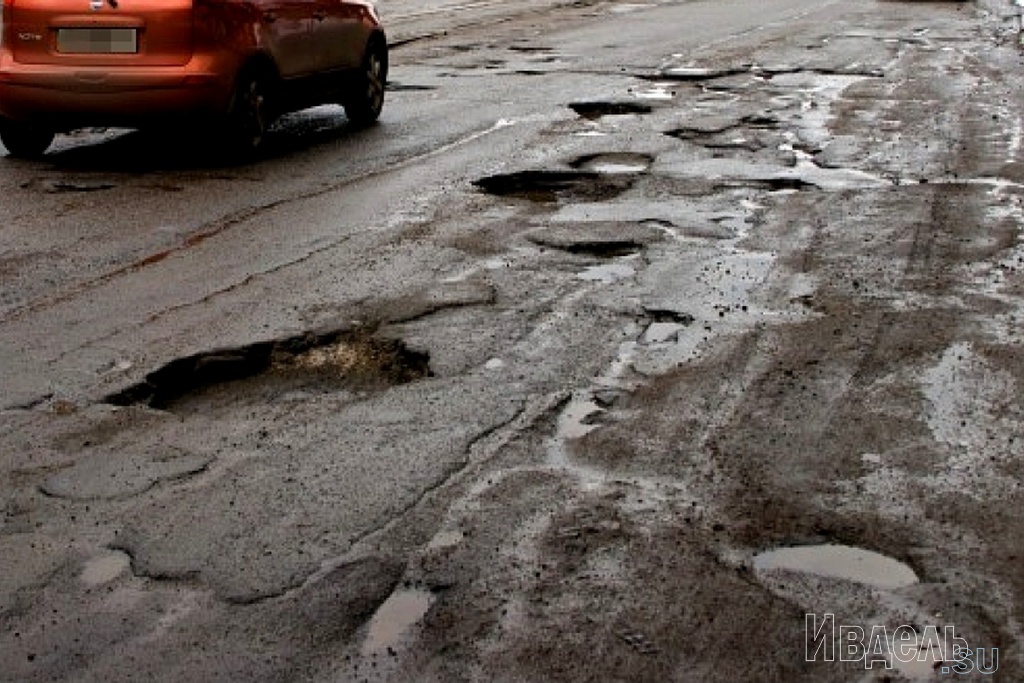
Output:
426,529,465,551
608,2,655,13
547,393,609,483
632,84,675,100
80,550,131,586
577,262,637,284
571,152,652,175
779,73,872,149
788,147,893,190
106,330,431,410
752,544,919,589
361,589,434,657
568,101,653,120
556,395,604,440
642,322,686,344
659,153,887,194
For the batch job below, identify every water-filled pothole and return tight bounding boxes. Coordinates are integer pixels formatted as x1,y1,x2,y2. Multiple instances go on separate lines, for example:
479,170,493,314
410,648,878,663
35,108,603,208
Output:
712,177,818,193
106,330,431,410
569,101,653,120
752,544,919,590
474,170,635,203
552,239,642,258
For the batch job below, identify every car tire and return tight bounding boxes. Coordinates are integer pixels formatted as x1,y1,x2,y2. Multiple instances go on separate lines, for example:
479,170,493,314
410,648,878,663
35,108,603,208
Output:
344,36,387,128
225,67,273,155
0,118,55,159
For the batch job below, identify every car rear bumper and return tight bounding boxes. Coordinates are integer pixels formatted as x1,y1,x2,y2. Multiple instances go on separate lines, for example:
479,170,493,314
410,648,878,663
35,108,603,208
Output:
0,61,234,129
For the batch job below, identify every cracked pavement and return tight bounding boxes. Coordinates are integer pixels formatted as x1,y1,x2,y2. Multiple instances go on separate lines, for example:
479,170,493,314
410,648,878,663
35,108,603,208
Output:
3,0,1024,681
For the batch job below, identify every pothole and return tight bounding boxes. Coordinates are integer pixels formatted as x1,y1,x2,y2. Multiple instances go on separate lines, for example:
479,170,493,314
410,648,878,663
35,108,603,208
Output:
642,307,696,326
667,113,779,141
752,544,919,590
658,66,747,81
474,170,636,203
568,101,654,120
539,238,642,258
570,152,653,175
21,178,117,193
106,330,431,410
526,221,661,258
386,82,437,92
757,177,818,192
508,45,554,53
711,177,818,192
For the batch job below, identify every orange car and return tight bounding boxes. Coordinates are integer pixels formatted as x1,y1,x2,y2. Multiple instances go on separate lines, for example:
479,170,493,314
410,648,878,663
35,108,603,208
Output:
0,0,387,157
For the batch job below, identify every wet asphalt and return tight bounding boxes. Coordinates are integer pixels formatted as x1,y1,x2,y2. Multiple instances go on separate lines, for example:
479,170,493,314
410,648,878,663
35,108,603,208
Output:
2,0,1024,681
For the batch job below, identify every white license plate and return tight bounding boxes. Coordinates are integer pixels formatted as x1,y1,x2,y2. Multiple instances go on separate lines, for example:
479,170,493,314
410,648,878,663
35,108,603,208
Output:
56,28,138,54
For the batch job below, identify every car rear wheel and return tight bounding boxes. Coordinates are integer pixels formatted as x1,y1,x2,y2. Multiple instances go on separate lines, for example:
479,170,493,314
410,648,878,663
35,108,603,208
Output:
225,68,272,155
0,119,55,159
344,37,387,128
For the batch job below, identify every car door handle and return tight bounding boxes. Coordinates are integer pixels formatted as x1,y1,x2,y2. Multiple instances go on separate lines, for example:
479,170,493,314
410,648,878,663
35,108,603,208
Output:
262,10,277,23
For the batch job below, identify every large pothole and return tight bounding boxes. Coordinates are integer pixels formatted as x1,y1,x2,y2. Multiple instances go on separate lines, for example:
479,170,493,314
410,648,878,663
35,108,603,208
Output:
526,221,663,258
106,330,432,410
475,152,651,203
474,169,636,203
568,101,653,120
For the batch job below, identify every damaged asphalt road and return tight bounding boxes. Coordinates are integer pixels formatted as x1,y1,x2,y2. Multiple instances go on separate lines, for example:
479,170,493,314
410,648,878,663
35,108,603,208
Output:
3,0,1024,681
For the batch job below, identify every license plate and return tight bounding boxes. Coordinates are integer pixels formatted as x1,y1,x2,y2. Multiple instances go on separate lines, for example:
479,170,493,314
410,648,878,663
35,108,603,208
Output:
56,28,138,54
